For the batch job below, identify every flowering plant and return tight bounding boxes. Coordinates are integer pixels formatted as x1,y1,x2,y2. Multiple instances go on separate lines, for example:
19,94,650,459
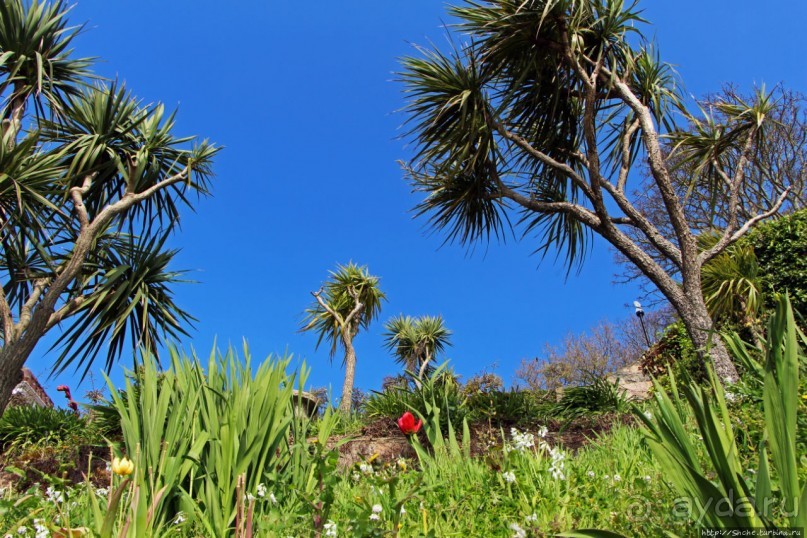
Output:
396,411,422,435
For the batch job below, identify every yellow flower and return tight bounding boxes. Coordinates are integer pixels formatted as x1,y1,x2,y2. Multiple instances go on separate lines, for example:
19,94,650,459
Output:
111,456,134,476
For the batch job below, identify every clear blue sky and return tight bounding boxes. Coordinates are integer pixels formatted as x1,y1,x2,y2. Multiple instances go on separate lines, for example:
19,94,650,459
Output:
27,1,807,403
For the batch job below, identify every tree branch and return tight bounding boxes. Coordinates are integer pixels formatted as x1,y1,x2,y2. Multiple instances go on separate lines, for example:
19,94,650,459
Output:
70,173,96,230
617,118,641,192
17,278,49,337
700,187,791,265
491,119,595,201
45,294,89,332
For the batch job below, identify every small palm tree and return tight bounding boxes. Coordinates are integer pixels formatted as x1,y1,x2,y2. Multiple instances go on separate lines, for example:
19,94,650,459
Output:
302,263,385,413
700,232,763,339
383,315,452,384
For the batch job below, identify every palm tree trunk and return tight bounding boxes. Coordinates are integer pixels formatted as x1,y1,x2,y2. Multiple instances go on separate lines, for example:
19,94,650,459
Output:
338,335,357,414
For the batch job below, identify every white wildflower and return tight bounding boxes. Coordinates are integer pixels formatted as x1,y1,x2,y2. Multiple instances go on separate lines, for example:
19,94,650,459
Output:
359,462,373,474
174,512,186,525
509,522,527,538
643,411,653,420
724,391,737,402
525,513,537,523
587,470,595,478
351,471,361,482
256,483,267,498
613,474,621,482
33,519,49,538
537,425,548,438
323,520,337,537
502,471,516,484
45,486,63,504
508,428,535,452
400,505,406,515
372,504,383,514
644,475,652,483
269,492,278,504
95,487,109,497
17,527,27,536
244,493,256,503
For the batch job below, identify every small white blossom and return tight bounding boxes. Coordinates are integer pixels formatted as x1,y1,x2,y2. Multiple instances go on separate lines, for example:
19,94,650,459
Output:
359,462,373,474
613,474,621,482
351,471,361,482
95,487,109,497
724,391,737,402
17,527,27,535
400,505,406,515
45,486,63,504
587,470,595,478
525,513,537,523
643,475,652,483
507,428,535,453
244,493,256,503
269,492,278,504
256,483,267,498
174,512,186,525
33,519,49,538
643,411,653,420
536,426,548,438
509,522,527,538
502,471,516,484
372,504,383,514
323,520,337,537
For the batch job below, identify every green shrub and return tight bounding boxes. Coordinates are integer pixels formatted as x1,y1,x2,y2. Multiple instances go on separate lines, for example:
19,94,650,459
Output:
365,365,468,430
466,389,553,424
552,377,631,419
640,321,707,388
0,406,86,452
747,209,807,318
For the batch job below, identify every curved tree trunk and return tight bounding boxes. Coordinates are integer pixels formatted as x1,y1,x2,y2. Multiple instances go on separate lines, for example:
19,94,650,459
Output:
338,335,357,414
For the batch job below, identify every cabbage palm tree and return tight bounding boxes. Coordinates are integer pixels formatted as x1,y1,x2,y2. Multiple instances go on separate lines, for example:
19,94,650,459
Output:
0,0,217,411
399,0,795,384
383,315,452,385
302,263,385,413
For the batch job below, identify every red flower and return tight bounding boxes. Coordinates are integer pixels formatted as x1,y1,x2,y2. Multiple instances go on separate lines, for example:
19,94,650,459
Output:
397,411,422,435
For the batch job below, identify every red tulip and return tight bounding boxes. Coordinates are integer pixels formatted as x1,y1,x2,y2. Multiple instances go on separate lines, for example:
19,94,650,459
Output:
397,411,422,435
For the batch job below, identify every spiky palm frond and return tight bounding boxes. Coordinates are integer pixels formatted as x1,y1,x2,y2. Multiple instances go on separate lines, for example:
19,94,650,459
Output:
49,229,194,379
0,0,93,118
302,263,386,360
40,83,218,233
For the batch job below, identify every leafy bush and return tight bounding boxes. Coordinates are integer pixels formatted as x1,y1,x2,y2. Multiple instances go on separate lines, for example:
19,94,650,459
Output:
0,406,87,452
466,389,553,424
552,377,631,419
640,321,707,387
747,209,807,318
365,364,468,430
